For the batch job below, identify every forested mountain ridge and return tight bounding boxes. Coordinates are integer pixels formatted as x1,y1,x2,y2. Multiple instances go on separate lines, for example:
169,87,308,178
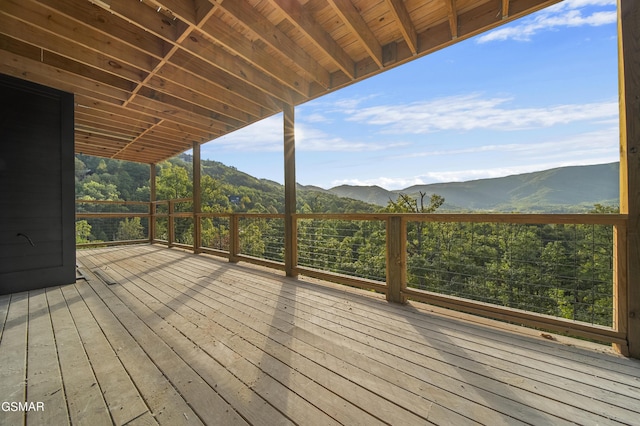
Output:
76,154,618,213
75,154,377,214
329,163,620,212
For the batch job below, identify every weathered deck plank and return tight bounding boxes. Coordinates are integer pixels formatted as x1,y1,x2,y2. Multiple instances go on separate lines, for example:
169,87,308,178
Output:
79,265,259,426
26,289,68,425
101,246,634,425
59,283,152,425
46,286,112,426
72,273,206,426
2,244,640,426
0,292,29,426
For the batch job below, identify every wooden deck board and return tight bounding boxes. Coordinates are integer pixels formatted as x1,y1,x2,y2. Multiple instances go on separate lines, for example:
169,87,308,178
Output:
0,292,29,426
46,286,113,426
72,273,206,426
26,289,69,426
101,247,632,425
2,244,640,425
59,283,153,425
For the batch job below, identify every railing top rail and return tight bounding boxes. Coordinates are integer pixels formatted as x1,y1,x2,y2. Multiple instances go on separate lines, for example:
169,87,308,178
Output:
151,198,194,204
76,199,149,205
294,213,391,221
294,212,628,226
235,213,285,219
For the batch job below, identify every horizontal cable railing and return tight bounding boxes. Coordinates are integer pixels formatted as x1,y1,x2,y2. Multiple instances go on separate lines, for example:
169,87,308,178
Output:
76,200,150,246
77,200,628,348
296,215,387,283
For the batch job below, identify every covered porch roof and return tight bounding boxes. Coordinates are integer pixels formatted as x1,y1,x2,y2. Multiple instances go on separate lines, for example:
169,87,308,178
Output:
1,0,560,164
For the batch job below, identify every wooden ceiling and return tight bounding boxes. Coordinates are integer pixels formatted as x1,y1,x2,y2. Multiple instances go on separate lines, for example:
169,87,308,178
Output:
1,0,560,164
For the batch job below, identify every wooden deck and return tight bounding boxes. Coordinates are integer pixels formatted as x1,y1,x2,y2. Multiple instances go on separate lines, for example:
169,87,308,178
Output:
1,245,640,425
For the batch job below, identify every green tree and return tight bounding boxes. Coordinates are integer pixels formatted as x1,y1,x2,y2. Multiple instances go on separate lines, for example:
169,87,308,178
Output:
76,220,93,244
116,217,145,240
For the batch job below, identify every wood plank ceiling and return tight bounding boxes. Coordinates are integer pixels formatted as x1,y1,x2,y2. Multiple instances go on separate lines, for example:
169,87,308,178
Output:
1,0,560,164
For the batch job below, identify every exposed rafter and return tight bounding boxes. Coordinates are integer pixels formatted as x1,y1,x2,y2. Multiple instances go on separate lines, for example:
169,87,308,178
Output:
444,0,458,40
216,0,330,90
0,0,562,164
269,0,356,79
327,0,383,69
385,0,417,55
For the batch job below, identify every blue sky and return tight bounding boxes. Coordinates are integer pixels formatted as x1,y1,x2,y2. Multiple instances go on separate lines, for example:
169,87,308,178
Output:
200,0,619,190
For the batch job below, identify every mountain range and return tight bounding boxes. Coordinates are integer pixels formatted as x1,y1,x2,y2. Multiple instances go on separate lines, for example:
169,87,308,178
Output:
301,162,620,213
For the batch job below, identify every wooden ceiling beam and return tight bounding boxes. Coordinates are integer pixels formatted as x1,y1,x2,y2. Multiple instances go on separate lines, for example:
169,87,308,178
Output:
444,0,458,39
385,0,418,55
127,95,226,136
91,0,185,44
327,0,383,69
153,63,268,119
268,0,356,79
1,1,157,77
33,0,168,59
216,0,330,90
198,15,311,97
168,50,280,115
179,30,300,104
75,95,161,126
75,120,142,139
136,86,243,129
75,110,153,132
0,45,130,104
502,0,510,19
110,119,167,159
145,74,252,123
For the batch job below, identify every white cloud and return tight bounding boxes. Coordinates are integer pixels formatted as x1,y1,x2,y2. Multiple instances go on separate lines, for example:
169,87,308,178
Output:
477,0,616,43
331,176,428,190
332,156,618,189
394,126,618,160
344,94,617,134
202,113,406,153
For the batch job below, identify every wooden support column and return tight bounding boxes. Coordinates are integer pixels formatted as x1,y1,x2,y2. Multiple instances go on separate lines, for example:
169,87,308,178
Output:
619,0,640,358
229,214,240,263
149,163,156,243
386,216,407,303
193,141,202,253
283,104,298,277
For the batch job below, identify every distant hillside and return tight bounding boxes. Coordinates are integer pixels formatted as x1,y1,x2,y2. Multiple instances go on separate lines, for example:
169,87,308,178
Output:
75,153,378,214
326,163,620,213
76,153,619,213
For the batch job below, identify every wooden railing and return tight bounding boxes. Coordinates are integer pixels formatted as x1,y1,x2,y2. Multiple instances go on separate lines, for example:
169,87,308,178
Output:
76,199,630,353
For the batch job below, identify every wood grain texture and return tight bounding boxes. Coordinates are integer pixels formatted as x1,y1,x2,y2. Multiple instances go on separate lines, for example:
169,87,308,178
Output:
619,0,640,358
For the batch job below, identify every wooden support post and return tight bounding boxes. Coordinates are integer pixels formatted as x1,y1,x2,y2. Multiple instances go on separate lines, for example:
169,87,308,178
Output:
149,163,156,243
619,0,640,358
168,200,175,248
229,214,239,263
614,224,629,355
386,215,407,304
193,142,202,253
283,104,298,277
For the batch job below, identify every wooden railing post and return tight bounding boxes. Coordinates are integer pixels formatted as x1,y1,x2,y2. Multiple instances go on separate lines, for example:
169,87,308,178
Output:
619,0,640,358
193,142,202,253
229,214,239,263
283,103,298,277
149,163,156,243
168,200,175,247
386,215,407,304
149,202,156,243
614,223,629,355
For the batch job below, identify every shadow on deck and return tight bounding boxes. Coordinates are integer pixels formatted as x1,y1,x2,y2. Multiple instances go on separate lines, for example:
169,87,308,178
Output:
1,244,639,425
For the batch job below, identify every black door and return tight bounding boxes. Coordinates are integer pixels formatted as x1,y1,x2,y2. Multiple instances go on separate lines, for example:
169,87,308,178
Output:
0,74,75,294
